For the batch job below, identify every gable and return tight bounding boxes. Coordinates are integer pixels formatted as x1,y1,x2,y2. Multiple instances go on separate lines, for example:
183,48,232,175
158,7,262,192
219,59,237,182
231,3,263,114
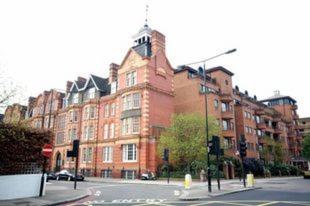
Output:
119,49,149,74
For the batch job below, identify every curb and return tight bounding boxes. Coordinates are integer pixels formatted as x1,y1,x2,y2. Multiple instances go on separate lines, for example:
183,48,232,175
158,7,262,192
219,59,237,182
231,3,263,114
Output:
85,179,182,187
179,187,262,201
48,189,91,206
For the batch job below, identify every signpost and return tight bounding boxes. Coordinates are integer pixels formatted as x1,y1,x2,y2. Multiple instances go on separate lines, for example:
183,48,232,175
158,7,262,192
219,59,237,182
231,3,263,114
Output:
40,144,52,197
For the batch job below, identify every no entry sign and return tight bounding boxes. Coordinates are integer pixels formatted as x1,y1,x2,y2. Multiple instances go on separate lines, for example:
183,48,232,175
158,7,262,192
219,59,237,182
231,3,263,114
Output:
42,144,53,158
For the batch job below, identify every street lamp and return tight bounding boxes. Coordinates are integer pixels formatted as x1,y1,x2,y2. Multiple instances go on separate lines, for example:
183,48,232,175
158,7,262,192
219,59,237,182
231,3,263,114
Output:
180,48,237,193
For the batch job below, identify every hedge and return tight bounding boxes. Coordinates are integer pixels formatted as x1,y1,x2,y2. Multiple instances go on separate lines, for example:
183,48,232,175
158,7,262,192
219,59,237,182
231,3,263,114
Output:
0,123,53,175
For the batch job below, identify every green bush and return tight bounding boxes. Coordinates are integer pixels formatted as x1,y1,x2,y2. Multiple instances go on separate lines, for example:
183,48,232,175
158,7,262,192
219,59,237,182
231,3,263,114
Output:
0,123,53,175
266,163,299,176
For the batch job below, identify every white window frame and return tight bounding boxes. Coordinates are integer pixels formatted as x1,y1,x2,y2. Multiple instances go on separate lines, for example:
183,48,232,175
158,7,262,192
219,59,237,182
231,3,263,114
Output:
110,123,115,138
122,144,137,162
126,71,137,87
103,146,113,162
111,103,115,116
104,124,109,139
104,104,109,117
89,106,95,119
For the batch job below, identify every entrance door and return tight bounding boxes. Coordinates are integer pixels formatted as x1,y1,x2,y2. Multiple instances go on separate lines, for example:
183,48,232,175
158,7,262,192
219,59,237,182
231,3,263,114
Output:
55,153,61,172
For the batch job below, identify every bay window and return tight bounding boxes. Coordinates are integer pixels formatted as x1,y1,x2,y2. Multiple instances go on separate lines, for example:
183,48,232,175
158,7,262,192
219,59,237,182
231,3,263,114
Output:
122,117,140,135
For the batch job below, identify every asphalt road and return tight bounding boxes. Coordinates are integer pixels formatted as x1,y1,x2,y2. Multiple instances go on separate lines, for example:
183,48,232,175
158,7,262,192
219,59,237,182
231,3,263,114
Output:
51,178,310,206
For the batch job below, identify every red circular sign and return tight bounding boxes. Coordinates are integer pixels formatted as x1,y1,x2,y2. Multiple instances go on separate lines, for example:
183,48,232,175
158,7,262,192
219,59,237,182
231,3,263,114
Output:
42,144,53,158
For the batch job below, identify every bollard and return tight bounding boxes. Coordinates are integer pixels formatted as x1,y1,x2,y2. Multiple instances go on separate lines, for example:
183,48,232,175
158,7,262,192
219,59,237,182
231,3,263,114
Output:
184,174,192,189
246,174,254,187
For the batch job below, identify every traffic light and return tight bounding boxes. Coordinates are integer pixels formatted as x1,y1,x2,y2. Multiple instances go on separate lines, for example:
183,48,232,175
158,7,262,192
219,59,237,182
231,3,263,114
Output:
239,135,247,158
72,139,80,157
163,148,169,162
209,136,220,155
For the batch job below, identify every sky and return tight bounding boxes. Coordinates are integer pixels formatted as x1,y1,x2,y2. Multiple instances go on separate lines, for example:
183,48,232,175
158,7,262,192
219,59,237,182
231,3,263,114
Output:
0,0,309,117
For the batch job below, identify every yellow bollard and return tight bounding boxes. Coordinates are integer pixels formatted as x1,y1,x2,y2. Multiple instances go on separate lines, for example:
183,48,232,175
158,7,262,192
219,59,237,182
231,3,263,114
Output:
184,174,192,189
246,174,254,187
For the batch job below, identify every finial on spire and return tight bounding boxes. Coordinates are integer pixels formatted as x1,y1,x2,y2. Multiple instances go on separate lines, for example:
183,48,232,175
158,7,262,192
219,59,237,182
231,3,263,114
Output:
145,4,149,26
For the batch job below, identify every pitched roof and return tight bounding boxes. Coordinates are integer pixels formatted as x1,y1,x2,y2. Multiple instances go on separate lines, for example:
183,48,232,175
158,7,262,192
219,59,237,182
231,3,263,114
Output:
90,74,109,92
132,42,152,57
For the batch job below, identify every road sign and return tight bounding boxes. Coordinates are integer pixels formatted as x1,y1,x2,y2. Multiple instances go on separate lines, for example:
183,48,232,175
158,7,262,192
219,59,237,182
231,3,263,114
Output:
42,144,53,158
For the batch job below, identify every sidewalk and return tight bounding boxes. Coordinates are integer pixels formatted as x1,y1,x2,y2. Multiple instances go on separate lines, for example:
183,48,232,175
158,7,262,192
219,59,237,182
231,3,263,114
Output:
85,176,301,187
0,183,90,206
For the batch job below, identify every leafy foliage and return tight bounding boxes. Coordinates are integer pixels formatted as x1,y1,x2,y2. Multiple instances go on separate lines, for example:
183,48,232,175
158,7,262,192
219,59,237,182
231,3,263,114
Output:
0,123,53,175
157,113,220,173
302,134,310,160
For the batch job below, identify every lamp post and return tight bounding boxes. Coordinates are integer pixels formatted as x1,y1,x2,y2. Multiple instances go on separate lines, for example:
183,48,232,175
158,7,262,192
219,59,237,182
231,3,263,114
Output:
180,48,236,193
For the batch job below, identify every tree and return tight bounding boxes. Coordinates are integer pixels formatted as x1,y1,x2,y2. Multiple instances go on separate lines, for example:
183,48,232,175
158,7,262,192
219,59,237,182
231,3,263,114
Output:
260,136,285,164
0,68,20,110
302,135,310,160
157,113,220,173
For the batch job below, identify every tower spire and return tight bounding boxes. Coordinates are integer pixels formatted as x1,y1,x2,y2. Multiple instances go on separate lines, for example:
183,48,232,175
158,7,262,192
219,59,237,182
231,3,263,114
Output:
145,4,149,26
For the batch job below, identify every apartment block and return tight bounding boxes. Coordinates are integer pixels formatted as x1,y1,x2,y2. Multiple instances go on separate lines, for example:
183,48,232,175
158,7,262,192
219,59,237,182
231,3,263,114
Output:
174,66,302,164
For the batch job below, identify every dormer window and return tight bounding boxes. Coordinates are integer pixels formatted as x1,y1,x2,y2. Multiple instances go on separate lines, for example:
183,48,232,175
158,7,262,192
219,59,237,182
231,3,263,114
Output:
88,88,95,99
73,93,79,104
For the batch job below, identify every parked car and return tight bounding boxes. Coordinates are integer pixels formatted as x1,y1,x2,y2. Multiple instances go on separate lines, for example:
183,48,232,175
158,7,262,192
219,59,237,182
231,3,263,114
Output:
46,172,57,181
55,170,84,181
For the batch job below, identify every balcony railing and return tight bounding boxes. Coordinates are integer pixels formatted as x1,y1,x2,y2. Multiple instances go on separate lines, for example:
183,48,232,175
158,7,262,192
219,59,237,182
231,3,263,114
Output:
222,129,235,137
221,110,234,119
257,122,267,130
255,108,265,115
220,93,233,102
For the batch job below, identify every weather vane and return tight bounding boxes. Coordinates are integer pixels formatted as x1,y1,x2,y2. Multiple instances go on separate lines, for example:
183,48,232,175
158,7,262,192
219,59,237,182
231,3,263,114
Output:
145,4,149,26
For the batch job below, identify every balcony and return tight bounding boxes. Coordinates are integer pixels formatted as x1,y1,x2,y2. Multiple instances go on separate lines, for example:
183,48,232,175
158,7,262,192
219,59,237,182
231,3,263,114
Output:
292,105,298,110
273,127,282,134
257,122,267,130
258,137,266,144
265,126,274,133
220,93,233,102
292,114,299,120
222,129,235,137
287,131,296,137
273,116,281,122
221,110,234,119
255,108,265,115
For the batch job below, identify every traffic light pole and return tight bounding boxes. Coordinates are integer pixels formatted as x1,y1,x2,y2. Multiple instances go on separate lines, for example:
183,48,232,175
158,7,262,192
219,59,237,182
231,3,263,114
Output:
216,152,220,190
203,63,212,193
241,156,246,188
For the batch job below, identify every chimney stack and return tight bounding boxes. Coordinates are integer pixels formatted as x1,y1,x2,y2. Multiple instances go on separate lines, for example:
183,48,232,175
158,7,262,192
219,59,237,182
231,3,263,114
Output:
151,30,165,55
66,81,73,93
77,77,87,84
109,63,120,84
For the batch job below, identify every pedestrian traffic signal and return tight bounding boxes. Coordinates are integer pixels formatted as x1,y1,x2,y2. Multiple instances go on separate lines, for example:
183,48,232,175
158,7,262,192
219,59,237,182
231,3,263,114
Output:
163,148,169,162
209,136,220,155
239,135,247,158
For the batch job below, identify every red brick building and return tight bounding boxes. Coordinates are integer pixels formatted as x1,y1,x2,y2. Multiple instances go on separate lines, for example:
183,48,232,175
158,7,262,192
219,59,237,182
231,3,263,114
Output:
4,24,304,177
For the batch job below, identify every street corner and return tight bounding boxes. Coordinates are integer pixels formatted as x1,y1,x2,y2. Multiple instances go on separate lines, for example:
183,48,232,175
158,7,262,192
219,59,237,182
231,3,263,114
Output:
178,186,262,201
